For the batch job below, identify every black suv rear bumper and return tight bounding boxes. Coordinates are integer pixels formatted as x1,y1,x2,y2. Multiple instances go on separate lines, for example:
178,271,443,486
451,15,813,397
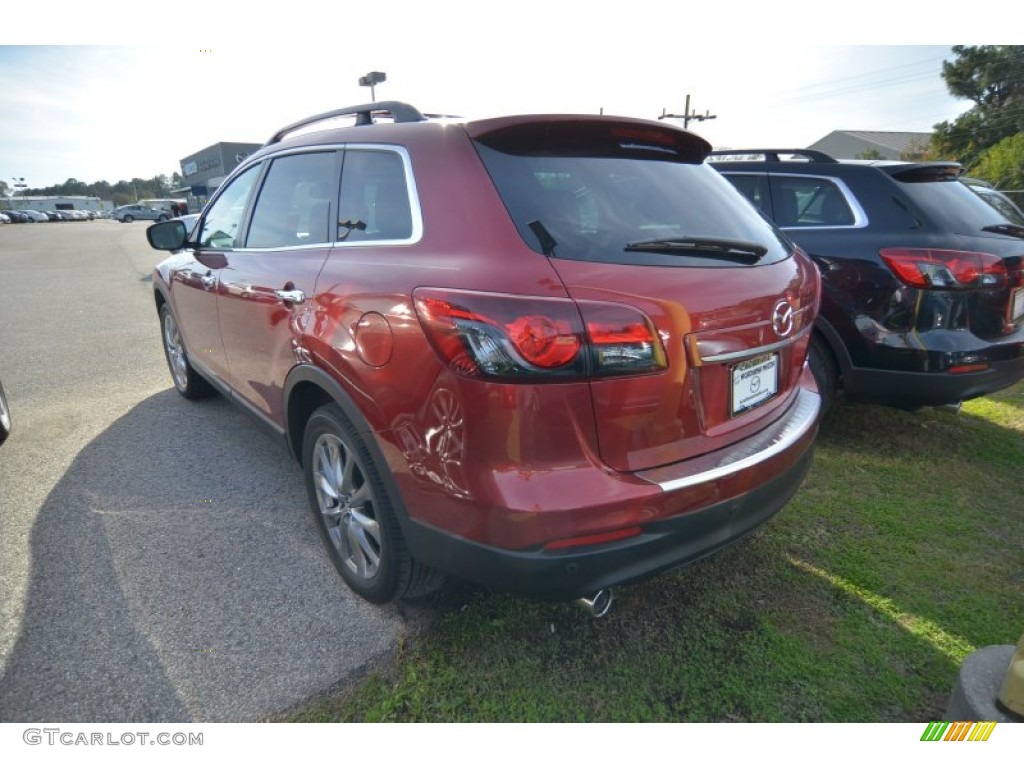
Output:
843,336,1024,408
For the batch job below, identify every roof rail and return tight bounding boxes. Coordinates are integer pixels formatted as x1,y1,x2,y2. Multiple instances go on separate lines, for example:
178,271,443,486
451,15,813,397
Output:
708,148,837,163
266,101,427,145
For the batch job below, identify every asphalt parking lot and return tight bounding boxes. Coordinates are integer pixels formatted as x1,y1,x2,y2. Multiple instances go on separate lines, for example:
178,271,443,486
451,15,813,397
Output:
0,221,427,721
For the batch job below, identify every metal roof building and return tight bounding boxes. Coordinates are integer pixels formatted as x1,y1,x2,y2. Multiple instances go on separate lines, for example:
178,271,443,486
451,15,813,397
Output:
808,130,934,160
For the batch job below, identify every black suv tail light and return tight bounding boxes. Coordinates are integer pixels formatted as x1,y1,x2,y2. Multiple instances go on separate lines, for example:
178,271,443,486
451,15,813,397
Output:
414,289,666,381
881,248,1008,290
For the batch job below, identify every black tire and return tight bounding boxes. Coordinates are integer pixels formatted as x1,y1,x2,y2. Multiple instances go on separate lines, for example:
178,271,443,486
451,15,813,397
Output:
808,333,838,414
123,214,134,223
302,403,432,603
0,379,10,446
159,303,215,399
158,214,170,222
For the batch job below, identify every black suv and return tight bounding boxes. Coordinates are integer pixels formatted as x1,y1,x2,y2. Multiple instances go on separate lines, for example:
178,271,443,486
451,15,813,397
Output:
711,150,1024,411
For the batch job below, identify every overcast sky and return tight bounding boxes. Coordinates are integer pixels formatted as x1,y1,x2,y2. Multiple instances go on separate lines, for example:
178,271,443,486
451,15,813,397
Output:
0,6,985,190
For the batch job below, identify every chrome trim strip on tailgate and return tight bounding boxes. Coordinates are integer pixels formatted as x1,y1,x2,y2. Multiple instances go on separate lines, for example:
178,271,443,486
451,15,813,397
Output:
636,388,820,492
697,324,812,364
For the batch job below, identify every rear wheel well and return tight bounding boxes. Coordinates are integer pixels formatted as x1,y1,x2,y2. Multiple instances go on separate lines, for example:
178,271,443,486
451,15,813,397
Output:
287,381,334,465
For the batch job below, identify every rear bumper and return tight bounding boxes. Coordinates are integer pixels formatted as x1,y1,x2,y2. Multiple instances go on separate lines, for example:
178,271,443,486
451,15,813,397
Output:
834,313,1024,407
844,345,1024,408
403,388,820,600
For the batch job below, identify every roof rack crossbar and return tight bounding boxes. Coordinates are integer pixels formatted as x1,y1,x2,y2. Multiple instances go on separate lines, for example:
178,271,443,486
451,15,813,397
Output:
266,101,426,145
708,148,837,163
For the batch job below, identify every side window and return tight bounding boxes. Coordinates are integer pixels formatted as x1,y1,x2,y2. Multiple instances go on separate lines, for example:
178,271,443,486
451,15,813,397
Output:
337,150,413,242
198,164,261,248
769,176,855,227
246,152,337,248
722,173,769,215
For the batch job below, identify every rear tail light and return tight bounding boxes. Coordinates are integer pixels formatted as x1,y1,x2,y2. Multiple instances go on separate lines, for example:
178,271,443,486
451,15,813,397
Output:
581,302,668,374
881,248,1007,290
414,289,667,381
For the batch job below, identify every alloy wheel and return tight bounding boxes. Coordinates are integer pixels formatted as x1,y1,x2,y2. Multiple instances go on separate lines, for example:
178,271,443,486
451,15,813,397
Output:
312,433,381,580
162,311,189,392
0,384,10,433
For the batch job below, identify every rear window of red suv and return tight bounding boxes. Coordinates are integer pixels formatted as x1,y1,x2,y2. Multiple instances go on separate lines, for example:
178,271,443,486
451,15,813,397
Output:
472,120,793,267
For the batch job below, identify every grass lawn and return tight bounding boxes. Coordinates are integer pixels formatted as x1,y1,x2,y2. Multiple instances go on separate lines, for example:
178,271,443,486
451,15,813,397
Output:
283,382,1024,722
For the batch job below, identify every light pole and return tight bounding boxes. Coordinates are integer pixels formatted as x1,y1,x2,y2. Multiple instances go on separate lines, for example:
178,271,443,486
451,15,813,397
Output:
358,71,386,101
11,177,26,197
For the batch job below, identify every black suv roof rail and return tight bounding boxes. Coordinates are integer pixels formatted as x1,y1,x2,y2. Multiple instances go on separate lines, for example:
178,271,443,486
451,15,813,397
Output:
708,149,837,163
266,101,427,145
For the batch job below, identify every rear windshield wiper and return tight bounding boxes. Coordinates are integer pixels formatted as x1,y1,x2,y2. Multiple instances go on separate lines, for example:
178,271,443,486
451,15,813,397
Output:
981,223,1024,240
624,237,767,264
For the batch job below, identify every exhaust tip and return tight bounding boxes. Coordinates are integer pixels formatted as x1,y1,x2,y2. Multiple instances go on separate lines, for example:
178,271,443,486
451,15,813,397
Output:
937,401,963,415
576,589,613,618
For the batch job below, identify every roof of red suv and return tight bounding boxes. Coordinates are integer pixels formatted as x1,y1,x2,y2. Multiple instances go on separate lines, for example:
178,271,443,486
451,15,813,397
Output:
263,100,714,162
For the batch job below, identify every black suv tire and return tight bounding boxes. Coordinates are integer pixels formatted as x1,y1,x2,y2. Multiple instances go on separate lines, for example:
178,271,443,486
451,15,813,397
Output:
808,334,838,414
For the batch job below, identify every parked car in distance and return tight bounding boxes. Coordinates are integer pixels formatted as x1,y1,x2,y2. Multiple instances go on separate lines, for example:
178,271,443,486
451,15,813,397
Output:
962,178,1024,226
146,102,822,611
711,149,1024,412
112,204,170,223
174,213,200,238
2,210,30,223
0,212,10,224
15,209,49,223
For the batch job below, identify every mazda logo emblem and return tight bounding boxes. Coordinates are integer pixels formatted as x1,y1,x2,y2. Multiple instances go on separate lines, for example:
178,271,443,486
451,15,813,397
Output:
772,300,794,337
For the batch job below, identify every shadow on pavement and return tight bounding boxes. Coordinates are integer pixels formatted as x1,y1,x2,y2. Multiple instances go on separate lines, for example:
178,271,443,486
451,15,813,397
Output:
0,389,412,722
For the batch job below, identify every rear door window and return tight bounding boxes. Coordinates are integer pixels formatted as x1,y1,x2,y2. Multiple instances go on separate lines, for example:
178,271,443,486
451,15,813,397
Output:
336,148,418,243
768,175,858,228
721,172,770,215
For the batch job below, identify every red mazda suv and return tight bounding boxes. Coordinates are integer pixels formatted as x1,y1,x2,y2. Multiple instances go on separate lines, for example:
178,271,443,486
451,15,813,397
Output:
146,102,822,608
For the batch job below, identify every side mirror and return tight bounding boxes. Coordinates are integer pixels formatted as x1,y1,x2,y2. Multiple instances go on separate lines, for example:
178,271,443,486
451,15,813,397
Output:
147,220,188,251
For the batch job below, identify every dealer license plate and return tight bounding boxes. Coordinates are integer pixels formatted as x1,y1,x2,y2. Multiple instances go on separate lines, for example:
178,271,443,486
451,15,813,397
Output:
731,353,779,416
1013,288,1024,322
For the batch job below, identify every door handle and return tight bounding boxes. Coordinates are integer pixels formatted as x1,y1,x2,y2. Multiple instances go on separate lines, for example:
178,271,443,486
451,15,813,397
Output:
201,273,216,289
275,289,306,304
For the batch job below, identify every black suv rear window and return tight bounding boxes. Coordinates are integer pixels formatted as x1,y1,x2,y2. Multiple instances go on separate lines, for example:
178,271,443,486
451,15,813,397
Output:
895,174,1020,236
476,144,792,267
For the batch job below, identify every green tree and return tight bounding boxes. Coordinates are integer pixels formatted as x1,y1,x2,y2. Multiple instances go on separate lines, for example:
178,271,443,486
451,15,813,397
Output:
970,132,1024,189
63,178,88,195
856,148,886,160
900,139,935,162
933,46,1024,166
